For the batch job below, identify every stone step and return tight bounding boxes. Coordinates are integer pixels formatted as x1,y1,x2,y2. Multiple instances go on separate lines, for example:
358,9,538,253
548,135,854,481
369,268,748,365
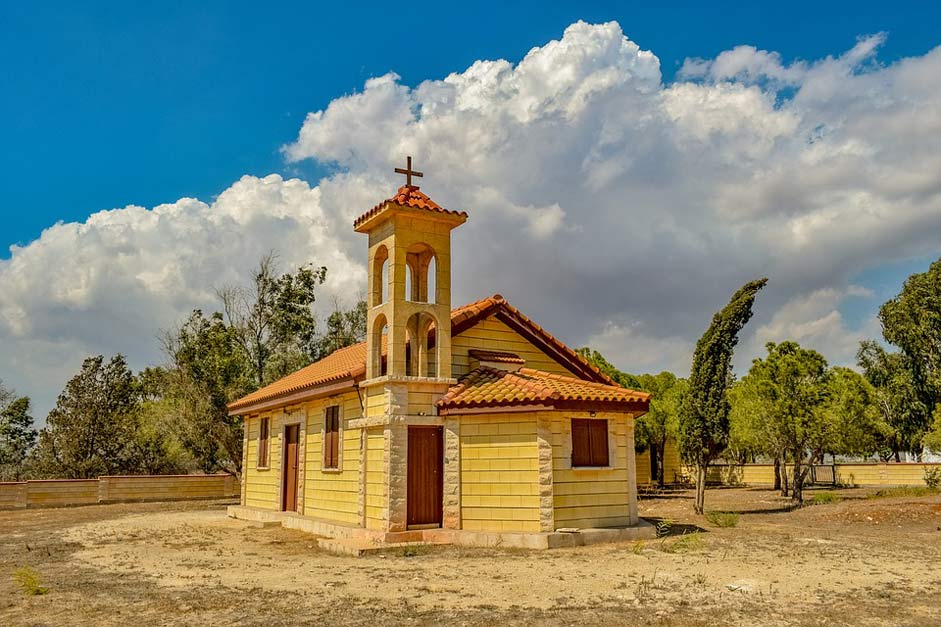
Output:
316,537,431,557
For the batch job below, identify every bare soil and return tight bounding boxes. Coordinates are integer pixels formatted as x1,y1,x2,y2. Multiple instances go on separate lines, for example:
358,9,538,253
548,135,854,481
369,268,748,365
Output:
2,487,940,626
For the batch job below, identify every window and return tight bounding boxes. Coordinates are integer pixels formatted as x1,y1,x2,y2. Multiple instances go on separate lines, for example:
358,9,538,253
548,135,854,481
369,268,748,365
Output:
571,419,609,467
323,406,340,470
257,417,270,468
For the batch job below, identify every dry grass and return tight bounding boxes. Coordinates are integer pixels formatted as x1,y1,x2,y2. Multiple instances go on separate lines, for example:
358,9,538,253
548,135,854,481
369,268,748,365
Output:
2,491,941,626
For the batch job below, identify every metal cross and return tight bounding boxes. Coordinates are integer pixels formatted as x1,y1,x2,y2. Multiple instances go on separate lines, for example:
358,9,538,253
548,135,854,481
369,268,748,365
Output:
394,156,423,188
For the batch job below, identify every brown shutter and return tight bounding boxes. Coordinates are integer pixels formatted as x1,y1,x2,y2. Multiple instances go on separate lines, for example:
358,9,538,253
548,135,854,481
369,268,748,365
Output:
571,419,591,466
258,418,269,468
589,420,609,466
324,406,340,469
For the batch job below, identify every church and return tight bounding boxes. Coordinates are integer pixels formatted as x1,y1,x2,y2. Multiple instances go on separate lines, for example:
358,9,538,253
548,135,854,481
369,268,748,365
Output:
227,160,655,549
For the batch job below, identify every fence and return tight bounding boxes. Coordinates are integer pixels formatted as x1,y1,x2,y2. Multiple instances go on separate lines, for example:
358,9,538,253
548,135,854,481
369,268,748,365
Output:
701,462,941,488
0,474,238,510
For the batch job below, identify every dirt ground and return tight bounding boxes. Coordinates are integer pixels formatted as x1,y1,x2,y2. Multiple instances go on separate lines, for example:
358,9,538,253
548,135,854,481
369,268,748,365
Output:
2,487,940,626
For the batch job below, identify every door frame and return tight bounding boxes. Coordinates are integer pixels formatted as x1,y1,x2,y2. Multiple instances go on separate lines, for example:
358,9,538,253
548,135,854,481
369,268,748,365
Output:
406,425,444,529
278,411,306,513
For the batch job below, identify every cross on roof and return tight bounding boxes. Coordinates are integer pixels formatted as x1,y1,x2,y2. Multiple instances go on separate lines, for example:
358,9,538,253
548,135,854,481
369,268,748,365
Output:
394,156,423,188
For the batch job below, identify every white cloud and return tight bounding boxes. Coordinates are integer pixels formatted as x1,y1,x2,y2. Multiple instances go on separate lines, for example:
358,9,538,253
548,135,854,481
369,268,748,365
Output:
3,20,941,416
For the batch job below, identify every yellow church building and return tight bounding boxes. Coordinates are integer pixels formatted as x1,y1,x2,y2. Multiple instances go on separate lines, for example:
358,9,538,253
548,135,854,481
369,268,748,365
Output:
227,165,656,550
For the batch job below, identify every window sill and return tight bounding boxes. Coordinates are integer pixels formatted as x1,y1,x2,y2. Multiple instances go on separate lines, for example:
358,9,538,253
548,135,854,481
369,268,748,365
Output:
571,465,614,471
321,467,342,474
256,466,271,471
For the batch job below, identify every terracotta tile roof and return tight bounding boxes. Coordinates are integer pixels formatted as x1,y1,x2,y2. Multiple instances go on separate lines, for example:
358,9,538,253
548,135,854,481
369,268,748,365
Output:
228,293,617,413
437,367,649,412
468,349,525,365
353,186,468,229
227,343,368,412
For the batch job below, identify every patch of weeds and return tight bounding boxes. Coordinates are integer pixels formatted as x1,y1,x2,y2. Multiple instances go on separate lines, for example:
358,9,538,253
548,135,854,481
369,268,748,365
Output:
704,511,740,527
655,518,674,538
630,540,646,554
924,466,941,490
12,567,49,596
400,544,432,558
868,486,940,499
810,492,842,505
661,531,705,554
692,572,707,587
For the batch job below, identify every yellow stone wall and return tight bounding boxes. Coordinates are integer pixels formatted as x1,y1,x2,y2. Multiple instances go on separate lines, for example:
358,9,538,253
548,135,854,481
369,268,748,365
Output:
302,391,362,524
365,427,387,529
549,413,634,529
244,412,280,509
451,318,579,379
459,414,542,532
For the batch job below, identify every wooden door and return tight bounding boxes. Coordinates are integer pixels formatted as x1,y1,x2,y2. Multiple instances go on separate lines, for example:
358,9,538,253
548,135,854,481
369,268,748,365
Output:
407,426,443,527
282,424,300,512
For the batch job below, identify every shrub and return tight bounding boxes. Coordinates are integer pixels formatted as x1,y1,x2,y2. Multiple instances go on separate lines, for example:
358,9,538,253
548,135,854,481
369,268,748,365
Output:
655,519,674,538
924,466,941,490
12,567,48,596
661,532,705,553
704,511,739,528
810,492,841,505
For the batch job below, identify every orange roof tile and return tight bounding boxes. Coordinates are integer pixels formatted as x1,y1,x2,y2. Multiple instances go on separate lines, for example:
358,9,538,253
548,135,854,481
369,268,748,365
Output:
228,294,618,414
468,349,525,365
437,367,649,413
353,185,468,229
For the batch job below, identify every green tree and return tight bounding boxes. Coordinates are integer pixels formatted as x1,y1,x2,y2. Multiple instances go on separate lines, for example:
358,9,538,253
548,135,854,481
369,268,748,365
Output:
164,311,253,476
729,377,789,491
314,299,368,360
743,342,830,505
824,367,889,460
857,341,928,459
679,278,767,514
575,347,642,389
219,253,327,386
31,355,140,478
879,257,941,453
0,382,37,481
636,372,687,487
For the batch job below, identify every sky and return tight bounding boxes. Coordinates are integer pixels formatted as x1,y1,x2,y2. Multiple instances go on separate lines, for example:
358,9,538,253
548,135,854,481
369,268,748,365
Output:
2,1,940,420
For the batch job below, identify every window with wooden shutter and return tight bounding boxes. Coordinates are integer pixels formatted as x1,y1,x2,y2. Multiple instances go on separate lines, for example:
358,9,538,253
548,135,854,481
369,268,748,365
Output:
323,406,340,470
257,417,270,469
571,418,609,467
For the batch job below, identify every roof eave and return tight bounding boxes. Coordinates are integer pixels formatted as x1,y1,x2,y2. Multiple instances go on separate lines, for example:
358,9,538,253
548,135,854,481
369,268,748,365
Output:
227,374,362,416
437,398,650,416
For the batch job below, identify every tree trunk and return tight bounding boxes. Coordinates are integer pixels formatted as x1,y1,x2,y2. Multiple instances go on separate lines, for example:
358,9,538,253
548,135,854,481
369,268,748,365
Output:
773,457,781,491
694,463,707,514
792,458,805,506
894,449,901,463
656,440,666,488
780,462,789,497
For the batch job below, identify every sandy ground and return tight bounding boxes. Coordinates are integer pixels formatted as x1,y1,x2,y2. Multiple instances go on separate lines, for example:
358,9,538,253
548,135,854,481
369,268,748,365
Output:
2,487,941,626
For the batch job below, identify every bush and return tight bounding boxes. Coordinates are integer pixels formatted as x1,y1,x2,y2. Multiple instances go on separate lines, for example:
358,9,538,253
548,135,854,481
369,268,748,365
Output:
661,532,705,553
869,486,938,499
810,492,841,505
655,518,674,538
704,511,740,528
12,567,48,596
924,466,941,490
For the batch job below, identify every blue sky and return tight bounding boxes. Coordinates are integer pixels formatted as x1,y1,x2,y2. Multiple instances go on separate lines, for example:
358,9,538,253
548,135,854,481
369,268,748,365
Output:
2,1,937,255
2,2,940,417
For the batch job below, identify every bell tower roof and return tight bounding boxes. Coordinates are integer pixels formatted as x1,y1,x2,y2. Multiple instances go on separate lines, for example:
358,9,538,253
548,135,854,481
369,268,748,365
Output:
354,185,468,233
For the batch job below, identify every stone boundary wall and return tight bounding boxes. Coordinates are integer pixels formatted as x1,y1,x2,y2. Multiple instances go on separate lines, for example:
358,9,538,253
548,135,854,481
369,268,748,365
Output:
0,474,238,510
701,462,941,487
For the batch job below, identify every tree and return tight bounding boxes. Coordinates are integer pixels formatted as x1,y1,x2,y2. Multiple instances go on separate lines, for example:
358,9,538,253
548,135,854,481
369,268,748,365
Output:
636,372,687,487
219,253,327,387
575,347,642,389
857,341,928,460
164,311,253,476
729,377,789,492
31,355,140,478
824,367,889,460
314,299,368,360
0,382,37,481
879,257,941,454
679,278,767,514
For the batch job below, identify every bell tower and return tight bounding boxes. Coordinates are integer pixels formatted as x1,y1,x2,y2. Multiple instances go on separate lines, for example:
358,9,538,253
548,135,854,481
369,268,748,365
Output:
354,158,467,534
355,158,467,383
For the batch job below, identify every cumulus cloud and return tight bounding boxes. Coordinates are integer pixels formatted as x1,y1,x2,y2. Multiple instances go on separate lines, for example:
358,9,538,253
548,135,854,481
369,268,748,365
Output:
3,20,941,417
